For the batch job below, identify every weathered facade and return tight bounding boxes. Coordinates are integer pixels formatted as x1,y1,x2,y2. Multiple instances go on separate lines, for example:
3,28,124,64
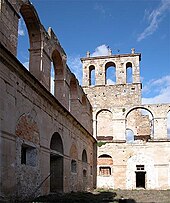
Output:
0,0,97,200
82,49,170,190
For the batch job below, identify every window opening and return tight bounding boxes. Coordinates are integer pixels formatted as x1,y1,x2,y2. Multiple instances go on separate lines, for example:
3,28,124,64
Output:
126,62,132,83
50,62,55,95
99,166,111,176
126,129,134,143
136,165,145,171
21,145,36,167
82,149,87,163
71,160,77,173
89,65,95,86
105,62,116,85
17,17,29,70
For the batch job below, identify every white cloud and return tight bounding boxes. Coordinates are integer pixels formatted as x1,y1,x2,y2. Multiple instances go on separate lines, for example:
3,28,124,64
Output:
91,44,109,57
137,0,170,41
142,75,170,104
67,45,110,84
18,19,25,36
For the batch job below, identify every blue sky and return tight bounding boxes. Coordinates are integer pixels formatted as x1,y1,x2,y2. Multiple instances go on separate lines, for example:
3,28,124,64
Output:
17,0,170,104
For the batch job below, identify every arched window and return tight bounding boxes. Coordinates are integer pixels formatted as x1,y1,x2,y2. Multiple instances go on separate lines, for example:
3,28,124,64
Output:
126,62,133,83
98,154,113,176
17,16,29,70
89,65,95,86
82,149,87,163
167,111,170,139
50,132,63,154
51,49,64,97
126,129,134,143
50,62,55,95
105,62,116,84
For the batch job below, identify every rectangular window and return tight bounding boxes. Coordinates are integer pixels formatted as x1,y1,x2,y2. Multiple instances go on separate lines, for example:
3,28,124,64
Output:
21,145,37,167
136,165,145,171
71,160,77,173
99,167,111,176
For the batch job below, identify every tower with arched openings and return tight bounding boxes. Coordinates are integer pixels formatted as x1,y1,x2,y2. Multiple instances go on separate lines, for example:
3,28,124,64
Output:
82,48,170,190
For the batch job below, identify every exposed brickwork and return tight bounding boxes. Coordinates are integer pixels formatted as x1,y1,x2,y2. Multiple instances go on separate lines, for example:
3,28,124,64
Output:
16,114,40,144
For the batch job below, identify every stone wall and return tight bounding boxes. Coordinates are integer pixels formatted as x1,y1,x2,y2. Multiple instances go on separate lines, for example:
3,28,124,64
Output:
82,50,170,190
0,0,96,200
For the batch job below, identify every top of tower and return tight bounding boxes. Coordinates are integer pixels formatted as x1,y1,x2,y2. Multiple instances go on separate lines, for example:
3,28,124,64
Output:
81,48,141,62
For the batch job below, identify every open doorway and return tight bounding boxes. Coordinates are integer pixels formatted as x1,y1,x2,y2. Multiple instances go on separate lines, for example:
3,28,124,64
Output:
136,171,146,188
50,155,63,192
50,133,64,193
135,165,146,188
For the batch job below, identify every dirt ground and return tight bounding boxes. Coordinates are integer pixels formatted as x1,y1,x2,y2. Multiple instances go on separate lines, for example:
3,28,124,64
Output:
33,189,170,203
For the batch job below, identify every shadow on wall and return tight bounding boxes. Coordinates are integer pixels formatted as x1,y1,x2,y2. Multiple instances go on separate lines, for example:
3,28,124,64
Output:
34,191,136,203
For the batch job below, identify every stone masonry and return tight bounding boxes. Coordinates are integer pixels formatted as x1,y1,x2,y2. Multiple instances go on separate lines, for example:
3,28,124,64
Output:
0,0,96,200
81,49,170,190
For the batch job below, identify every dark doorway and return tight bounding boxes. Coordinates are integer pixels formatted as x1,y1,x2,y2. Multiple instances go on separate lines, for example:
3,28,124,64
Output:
50,132,64,193
50,154,63,192
136,171,146,188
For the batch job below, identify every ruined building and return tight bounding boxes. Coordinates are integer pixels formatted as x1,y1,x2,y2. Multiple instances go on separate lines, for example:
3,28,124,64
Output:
0,0,170,201
81,50,170,190
0,0,97,200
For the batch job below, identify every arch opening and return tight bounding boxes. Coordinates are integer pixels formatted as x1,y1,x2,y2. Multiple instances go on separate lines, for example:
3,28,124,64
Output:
50,132,63,193
105,62,116,85
17,16,29,70
126,108,154,142
89,65,95,86
126,129,134,143
126,62,133,83
50,62,55,95
82,149,87,163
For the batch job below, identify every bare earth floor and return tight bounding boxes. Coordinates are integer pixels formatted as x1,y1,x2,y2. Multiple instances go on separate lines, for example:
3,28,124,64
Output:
33,189,170,203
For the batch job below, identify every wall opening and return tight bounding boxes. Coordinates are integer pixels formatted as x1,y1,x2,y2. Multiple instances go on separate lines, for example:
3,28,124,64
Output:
136,172,146,188
50,62,55,95
50,132,63,193
135,165,146,188
21,144,36,167
82,149,87,163
52,50,64,97
71,160,77,173
105,62,116,85
126,62,133,83
167,111,170,139
126,129,134,143
17,16,29,70
98,154,113,176
99,166,111,176
89,65,95,86
126,108,154,141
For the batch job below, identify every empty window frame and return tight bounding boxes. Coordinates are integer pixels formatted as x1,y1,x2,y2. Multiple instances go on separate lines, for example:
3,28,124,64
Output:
99,166,111,176
21,145,37,167
136,165,145,171
71,160,77,173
